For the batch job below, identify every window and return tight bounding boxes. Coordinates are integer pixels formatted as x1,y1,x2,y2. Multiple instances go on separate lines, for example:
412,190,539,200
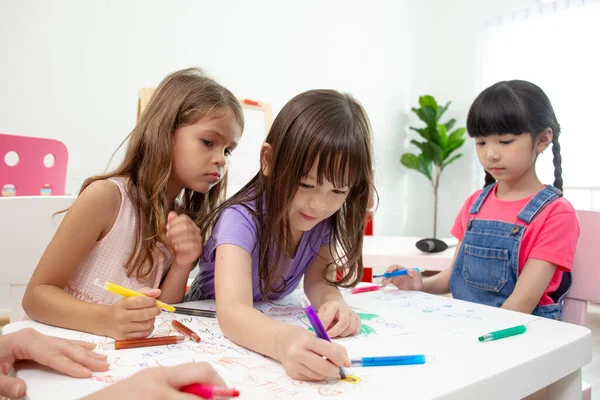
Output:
476,0,600,208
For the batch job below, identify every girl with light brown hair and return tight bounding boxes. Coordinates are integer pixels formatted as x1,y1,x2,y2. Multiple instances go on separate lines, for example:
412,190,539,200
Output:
23,68,243,340
186,89,376,381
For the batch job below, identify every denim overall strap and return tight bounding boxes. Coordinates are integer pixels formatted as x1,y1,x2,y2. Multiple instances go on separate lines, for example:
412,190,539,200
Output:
468,183,497,215
519,186,568,320
449,185,567,320
517,185,563,224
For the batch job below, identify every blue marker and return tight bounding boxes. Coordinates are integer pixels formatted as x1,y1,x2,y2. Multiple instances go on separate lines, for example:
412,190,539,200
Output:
350,355,426,367
372,268,423,279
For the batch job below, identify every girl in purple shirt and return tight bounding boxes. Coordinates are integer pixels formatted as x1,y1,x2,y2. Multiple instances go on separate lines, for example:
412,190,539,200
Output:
186,89,376,382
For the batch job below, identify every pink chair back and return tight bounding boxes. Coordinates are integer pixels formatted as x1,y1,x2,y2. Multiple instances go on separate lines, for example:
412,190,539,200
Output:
562,210,600,326
1,133,68,196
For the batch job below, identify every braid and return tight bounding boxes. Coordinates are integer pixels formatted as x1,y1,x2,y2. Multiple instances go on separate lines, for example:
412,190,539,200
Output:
551,133,563,191
484,170,496,188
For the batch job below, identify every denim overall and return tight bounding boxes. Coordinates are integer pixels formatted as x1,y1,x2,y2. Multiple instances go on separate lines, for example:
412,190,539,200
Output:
448,183,571,320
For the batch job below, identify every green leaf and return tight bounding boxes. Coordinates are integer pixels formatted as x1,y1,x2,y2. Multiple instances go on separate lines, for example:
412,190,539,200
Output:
400,153,419,170
412,106,437,126
403,95,466,183
410,140,445,166
441,154,463,171
437,101,451,120
409,126,431,141
417,154,433,181
448,127,466,144
446,138,465,156
410,139,431,158
401,153,432,182
429,141,445,165
437,123,448,149
426,126,439,141
428,124,440,143
418,95,438,111
444,118,456,132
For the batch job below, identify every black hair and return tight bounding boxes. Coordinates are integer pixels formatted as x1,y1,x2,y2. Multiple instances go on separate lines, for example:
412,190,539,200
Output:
466,80,562,190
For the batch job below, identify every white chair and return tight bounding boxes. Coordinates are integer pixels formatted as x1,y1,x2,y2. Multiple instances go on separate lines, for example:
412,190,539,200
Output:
0,196,75,322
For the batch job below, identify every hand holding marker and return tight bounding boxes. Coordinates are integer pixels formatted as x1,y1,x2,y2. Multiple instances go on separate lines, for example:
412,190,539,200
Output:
94,279,175,312
352,268,424,294
300,294,348,379
95,279,216,317
373,268,423,279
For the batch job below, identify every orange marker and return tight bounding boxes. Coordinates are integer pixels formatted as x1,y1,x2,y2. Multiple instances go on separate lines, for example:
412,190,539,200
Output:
243,99,260,106
172,320,201,343
103,335,185,350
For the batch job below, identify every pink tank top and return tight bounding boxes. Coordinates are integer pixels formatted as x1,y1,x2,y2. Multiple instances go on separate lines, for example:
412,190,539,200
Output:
64,178,170,304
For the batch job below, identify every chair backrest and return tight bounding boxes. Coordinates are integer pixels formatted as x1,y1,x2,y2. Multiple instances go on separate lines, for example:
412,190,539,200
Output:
562,210,600,326
1,133,69,196
0,196,75,321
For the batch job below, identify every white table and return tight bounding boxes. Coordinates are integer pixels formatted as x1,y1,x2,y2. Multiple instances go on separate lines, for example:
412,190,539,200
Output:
363,236,457,272
3,288,592,400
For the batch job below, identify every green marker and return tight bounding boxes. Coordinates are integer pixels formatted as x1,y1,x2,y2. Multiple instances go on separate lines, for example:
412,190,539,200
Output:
478,324,527,342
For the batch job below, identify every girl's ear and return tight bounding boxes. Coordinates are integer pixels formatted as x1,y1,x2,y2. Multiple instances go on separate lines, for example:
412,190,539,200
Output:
536,127,553,154
260,143,273,177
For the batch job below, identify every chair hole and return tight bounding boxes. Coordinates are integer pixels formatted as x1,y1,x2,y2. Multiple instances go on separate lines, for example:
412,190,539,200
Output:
2,184,16,196
41,184,53,195
43,153,56,168
4,151,19,167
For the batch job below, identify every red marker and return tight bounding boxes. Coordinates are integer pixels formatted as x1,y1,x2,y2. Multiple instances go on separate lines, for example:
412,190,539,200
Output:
181,384,240,399
351,285,380,294
243,98,260,106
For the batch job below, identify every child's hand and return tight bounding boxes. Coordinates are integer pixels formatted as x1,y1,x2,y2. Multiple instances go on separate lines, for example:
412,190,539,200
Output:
82,362,228,400
166,211,203,270
0,328,109,399
106,287,161,340
381,264,424,291
317,301,361,338
275,326,350,381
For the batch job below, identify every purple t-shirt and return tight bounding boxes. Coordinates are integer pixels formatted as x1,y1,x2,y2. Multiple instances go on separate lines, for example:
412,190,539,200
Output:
185,202,331,302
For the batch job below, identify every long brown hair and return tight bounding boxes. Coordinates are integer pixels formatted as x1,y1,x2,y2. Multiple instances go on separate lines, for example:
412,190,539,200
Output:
78,68,244,281
201,89,376,299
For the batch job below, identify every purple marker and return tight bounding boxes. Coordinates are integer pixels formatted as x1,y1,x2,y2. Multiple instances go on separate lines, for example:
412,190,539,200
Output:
300,294,348,379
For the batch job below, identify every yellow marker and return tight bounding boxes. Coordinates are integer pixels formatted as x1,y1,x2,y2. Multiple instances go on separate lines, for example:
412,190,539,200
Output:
94,279,175,312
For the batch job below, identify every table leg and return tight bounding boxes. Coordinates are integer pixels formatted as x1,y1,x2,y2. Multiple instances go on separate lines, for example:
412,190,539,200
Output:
548,369,582,400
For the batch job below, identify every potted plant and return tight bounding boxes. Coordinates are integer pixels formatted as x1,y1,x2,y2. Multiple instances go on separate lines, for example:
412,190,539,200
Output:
400,95,466,250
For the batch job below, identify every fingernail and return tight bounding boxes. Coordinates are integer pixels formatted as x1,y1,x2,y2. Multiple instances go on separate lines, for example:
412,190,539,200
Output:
13,382,22,397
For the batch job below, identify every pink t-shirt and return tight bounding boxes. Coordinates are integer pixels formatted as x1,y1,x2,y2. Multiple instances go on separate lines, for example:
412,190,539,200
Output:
451,185,579,306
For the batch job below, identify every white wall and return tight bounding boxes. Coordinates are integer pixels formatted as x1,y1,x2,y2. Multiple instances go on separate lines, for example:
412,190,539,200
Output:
0,0,435,234
0,0,552,312
422,0,540,238
0,0,437,310
0,2,548,241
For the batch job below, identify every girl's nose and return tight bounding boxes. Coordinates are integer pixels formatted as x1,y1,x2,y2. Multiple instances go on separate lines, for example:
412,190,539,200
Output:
487,147,500,160
213,152,226,166
308,194,326,212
